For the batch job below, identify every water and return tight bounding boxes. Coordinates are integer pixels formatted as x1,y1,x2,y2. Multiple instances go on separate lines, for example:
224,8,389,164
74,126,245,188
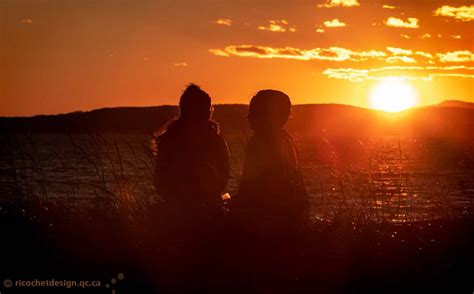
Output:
0,133,473,222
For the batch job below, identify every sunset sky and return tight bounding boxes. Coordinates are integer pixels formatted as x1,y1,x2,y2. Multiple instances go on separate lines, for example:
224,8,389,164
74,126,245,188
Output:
1,0,473,116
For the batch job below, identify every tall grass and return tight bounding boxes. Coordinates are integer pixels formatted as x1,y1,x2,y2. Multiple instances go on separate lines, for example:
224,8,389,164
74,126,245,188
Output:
0,133,160,227
0,132,472,229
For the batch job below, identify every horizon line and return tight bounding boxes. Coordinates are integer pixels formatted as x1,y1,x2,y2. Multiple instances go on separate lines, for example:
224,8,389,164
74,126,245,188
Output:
1,99,473,118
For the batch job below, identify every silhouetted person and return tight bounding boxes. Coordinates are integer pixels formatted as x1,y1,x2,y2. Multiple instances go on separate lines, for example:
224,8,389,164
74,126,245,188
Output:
233,90,308,236
151,85,230,286
153,84,230,230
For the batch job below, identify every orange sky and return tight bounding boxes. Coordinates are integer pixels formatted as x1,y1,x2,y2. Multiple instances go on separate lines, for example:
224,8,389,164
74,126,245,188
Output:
1,0,473,116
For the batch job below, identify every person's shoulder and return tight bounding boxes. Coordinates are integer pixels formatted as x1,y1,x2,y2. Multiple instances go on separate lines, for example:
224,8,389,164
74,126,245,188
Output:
205,120,222,138
205,120,225,141
155,120,182,147
280,130,299,152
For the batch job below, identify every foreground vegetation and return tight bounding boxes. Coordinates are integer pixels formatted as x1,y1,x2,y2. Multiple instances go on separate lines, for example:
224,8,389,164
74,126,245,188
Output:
0,133,473,292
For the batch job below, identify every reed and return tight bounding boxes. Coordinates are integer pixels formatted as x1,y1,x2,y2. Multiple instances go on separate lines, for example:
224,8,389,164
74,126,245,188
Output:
0,132,471,229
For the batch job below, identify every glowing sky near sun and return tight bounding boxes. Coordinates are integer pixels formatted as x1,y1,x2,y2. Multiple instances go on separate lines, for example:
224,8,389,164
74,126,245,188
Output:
0,0,473,116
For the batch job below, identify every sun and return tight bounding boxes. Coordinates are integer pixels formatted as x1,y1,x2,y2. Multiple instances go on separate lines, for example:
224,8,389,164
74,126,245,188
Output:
369,80,418,112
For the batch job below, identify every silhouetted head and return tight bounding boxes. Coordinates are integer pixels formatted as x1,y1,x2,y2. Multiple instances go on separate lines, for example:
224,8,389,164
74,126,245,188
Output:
179,84,212,121
248,89,291,132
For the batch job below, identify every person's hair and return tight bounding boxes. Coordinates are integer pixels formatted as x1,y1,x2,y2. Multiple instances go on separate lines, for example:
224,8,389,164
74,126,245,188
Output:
248,89,291,128
179,83,212,121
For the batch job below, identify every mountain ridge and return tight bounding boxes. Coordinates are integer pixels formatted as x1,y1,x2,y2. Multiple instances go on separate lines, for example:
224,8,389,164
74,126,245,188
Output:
1,100,473,138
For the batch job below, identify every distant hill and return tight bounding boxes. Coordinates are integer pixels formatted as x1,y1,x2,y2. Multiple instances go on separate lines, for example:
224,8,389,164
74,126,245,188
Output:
0,105,249,135
436,100,474,109
1,102,473,138
288,104,474,138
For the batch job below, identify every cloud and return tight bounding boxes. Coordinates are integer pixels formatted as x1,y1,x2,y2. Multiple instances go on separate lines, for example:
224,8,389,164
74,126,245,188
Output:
420,33,431,39
451,35,462,39
316,19,347,32
415,51,434,60
318,0,359,8
20,18,32,24
173,62,188,67
211,45,472,67
258,20,296,32
382,5,397,9
400,34,410,39
384,47,435,64
323,66,474,82
384,17,419,28
324,19,347,27
323,68,370,81
213,18,232,26
437,50,474,63
434,5,474,21
387,47,412,56
385,47,417,63
209,45,386,62
386,56,417,64
209,49,230,57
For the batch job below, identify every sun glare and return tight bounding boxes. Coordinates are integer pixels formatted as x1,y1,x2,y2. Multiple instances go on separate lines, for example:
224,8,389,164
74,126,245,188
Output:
369,80,418,112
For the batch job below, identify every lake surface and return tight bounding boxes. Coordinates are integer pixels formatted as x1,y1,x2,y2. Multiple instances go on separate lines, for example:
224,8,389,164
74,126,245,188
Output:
0,133,473,222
